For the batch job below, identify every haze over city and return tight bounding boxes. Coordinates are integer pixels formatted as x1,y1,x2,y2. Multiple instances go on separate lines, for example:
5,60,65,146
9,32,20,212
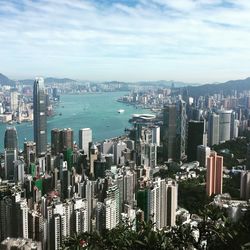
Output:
1,0,250,82
1,1,250,249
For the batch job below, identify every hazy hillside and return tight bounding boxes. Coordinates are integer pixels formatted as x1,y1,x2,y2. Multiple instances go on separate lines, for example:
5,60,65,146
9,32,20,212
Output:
187,77,250,96
0,73,15,85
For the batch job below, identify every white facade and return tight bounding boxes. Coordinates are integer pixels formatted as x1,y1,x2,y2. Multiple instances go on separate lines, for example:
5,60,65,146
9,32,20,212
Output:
105,198,117,230
149,178,178,229
152,126,160,146
10,91,19,112
79,128,92,157
113,141,127,165
218,110,232,143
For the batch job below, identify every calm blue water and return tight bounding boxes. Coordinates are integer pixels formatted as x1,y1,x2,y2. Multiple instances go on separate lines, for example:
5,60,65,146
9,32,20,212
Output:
0,92,147,152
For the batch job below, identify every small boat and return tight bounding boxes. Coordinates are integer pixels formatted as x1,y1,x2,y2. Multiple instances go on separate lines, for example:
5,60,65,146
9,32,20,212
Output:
59,113,62,116
117,109,125,113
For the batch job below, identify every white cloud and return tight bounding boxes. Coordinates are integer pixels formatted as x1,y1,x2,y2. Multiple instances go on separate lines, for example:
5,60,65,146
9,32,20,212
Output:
0,0,250,82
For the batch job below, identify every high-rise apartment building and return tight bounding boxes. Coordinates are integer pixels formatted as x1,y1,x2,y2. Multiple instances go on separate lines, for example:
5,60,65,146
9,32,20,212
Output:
10,90,19,112
28,210,45,244
79,128,92,157
149,178,178,229
73,198,88,233
95,202,106,234
0,193,28,241
166,179,178,227
33,77,47,156
206,151,223,196
105,184,120,229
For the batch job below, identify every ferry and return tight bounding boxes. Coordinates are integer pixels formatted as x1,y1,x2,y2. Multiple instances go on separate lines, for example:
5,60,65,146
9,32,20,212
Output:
117,109,125,113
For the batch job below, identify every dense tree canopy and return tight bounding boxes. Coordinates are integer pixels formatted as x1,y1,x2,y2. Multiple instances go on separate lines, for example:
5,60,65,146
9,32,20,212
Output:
63,205,250,250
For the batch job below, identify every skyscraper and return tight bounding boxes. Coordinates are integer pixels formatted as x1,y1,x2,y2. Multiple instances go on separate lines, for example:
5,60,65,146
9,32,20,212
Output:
105,184,120,230
33,77,47,156
230,111,239,139
51,128,61,155
162,99,186,162
4,127,18,180
187,120,206,162
176,99,187,161
197,145,211,167
10,90,19,112
79,128,92,157
206,151,223,196
4,126,18,149
218,110,232,143
207,112,219,146
162,104,177,161
51,128,74,156
149,178,178,229
240,170,250,200
23,141,36,172
61,128,73,152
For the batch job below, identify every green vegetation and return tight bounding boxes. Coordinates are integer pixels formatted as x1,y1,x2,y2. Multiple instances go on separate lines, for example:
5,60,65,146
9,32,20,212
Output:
178,177,211,215
212,137,247,168
153,162,181,179
223,172,241,199
63,205,250,250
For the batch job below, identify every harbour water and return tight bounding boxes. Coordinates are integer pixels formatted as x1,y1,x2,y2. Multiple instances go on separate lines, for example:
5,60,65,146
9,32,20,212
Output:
0,92,147,152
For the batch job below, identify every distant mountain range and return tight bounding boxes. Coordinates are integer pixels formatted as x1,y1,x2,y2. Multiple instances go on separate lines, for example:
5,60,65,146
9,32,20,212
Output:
186,77,250,97
0,73,196,87
0,73,77,85
1,73,250,96
0,73,15,85
19,77,77,85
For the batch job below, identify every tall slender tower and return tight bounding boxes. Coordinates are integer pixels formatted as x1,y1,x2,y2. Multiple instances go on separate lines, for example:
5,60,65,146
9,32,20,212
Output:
187,120,206,162
206,151,223,196
33,77,47,156
207,112,219,147
4,127,18,180
79,128,92,157
176,99,186,161
162,104,177,161
218,110,232,143
162,99,186,162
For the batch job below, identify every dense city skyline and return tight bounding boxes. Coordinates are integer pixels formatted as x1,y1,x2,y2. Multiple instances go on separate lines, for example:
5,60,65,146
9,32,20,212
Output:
0,76,250,249
1,0,250,82
1,0,250,249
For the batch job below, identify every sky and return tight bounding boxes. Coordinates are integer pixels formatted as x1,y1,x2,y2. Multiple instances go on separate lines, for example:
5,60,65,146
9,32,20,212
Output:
0,0,250,83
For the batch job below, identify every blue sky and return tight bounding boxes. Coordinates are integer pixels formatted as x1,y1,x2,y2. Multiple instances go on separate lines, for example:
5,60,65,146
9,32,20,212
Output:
0,0,250,83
